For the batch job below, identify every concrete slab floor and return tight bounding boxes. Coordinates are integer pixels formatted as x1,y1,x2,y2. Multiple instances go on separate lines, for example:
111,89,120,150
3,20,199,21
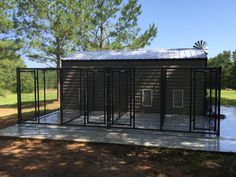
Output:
0,106,235,153
0,123,236,153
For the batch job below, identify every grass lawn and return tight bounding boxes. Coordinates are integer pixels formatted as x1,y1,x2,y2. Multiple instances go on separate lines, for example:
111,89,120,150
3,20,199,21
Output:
221,89,236,107
1,89,235,107
0,89,57,106
0,138,235,177
0,90,59,129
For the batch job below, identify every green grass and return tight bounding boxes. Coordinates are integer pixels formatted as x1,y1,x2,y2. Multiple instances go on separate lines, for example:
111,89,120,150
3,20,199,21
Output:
221,89,236,107
0,89,57,107
1,89,235,107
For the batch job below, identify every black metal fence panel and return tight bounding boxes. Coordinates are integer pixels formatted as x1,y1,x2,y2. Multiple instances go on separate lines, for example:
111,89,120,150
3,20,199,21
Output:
17,68,60,124
17,67,221,135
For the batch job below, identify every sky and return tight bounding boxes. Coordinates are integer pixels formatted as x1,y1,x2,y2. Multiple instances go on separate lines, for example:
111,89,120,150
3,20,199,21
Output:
25,0,236,67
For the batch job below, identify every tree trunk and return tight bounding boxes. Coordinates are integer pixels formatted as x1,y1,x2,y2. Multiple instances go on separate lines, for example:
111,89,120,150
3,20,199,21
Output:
100,24,104,49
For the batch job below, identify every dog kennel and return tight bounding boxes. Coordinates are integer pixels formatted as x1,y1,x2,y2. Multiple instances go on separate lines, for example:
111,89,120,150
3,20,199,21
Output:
17,48,221,135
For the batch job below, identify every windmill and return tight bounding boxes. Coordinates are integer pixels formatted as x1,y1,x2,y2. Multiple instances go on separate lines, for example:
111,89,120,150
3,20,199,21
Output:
193,40,208,54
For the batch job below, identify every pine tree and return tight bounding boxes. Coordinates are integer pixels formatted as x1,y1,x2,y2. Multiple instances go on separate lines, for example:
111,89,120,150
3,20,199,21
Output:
15,0,157,67
80,0,158,50
15,0,92,68
0,1,25,96
0,1,22,60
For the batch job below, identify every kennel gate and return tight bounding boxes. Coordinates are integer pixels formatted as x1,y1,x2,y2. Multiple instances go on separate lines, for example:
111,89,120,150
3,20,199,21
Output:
17,68,60,123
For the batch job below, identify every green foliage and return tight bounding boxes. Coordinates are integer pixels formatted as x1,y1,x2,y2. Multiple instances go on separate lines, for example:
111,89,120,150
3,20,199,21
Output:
0,1,23,60
0,59,25,95
15,0,157,67
208,50,236,88
80,0,158,50
0,1,29,95
15,0,92,67
20,72,34,93
0,88,8,97
38,71,57,89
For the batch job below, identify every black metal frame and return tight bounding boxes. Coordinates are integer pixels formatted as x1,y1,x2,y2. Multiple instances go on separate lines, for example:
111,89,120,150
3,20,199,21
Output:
17,67,221,136
17,68,60,124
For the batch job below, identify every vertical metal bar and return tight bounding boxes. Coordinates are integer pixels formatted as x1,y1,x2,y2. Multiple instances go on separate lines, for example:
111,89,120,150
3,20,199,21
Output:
111,71,114,125
203,71,207,114
93,70,95,110
217,68,221,136
36,69,40,123
133,68,135,129
214,70,218,131
83,71,87,125
164,69,167,129
118,71,121,118
86,70,89,123
209,71,212,116
106,68,111,128
33,70,37,121
193,70,196,129
17,68,22,124
60,69,63,125
43,69,46,115
79,70,82,117
104,70,106,124
56,68,59,101
127,70,131,126
129,70,132,125
162,68,167,131
189,68,192,132
160,68,163,131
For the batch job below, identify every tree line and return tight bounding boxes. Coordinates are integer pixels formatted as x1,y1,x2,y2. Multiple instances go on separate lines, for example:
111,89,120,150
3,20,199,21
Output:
208,50,236,89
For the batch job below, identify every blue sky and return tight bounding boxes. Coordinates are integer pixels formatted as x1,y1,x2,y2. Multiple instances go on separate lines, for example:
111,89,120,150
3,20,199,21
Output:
25,0,236,67
139,0,236,56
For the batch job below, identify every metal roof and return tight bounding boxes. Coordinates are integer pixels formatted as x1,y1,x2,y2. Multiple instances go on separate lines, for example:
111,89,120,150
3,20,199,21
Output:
62,48,207,61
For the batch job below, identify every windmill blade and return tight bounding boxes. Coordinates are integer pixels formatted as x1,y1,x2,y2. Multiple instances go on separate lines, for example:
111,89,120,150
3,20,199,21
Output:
200,40,203,46
193,40,208,54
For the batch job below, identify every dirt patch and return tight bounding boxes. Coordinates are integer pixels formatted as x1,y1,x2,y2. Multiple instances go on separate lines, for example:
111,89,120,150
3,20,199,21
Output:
0,115,17,129
0,108,17,117
0,138,235,177
0,101,60,117
0,101,60,129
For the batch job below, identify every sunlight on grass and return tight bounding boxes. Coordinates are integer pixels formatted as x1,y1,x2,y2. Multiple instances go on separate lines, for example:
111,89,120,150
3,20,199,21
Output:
221,89,236,107
0,89,57,106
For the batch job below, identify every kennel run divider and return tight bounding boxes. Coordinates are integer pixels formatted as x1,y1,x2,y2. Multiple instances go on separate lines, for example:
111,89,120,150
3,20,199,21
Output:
17,67,221,136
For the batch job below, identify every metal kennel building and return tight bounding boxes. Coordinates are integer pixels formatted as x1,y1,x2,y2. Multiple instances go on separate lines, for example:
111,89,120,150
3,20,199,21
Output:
17,48,222,135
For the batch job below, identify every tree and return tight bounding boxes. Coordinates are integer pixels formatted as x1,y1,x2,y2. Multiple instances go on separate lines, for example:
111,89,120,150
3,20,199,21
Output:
0,59,26,95
229,50,236,88
15,0,92,68
208,50,236,88
0,1,25,96
0,1,22,60
79,0,157,50
15,0,157,67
